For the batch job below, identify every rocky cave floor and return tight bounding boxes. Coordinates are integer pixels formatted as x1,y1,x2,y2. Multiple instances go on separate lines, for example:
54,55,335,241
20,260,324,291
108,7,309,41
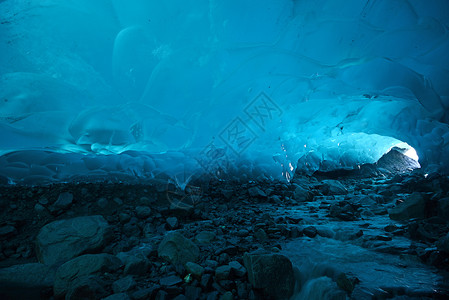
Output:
1,169,449,300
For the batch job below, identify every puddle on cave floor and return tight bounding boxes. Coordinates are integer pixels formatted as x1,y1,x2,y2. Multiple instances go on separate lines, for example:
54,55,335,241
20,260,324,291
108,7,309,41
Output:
283,237,447,299
272,199,449,299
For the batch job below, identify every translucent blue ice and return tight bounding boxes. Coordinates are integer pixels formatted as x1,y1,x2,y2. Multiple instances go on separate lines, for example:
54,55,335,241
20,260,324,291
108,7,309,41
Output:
0,0,448,182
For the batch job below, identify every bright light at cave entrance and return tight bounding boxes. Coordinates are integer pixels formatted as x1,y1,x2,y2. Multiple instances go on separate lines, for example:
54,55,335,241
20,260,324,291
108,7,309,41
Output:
404,148,419,161
395,142,419,161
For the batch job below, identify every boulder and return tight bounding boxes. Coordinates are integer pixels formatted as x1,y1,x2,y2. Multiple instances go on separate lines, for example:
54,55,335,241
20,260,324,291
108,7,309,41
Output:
123,256,149,276
293,185,313,202
0,263,55,299
248,187,267,198
320,180,348,195
229,261,247,277
159,275,182,286
215,265,232,280
158,231,199,265
329,201,358,221
116,248,151,276
50,192,73,213
36,215,113,265
297,276,346,300
389,193,426,221
303,226,318,238
136,206,152,219
54,254,122,298
65,275,107,300
243,253,295,300
112,276,137,293
336,272,359,294
254,228,268,242
185,262,205,278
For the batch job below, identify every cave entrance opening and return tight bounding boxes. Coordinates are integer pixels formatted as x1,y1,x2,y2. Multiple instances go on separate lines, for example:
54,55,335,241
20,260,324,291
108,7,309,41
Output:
393,142,419,162
376,141,421,173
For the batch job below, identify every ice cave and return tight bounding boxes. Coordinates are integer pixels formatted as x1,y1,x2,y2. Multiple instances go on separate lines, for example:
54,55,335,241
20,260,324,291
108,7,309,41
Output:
1,0,449,299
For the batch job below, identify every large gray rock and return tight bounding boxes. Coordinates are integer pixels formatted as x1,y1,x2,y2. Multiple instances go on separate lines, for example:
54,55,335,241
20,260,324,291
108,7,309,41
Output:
54,253,122,298
65,275,107,300
320,180,348,195
112,275,137,293
36,215,113,265
123,256,150,276
215,265,232,280
243,252,295,300
293,185,313,202
248,186,267,198
297,276,346,300
185,262,204,278
50,192,73,213
158,231,199,265
0,263,55,299
389,192,426,221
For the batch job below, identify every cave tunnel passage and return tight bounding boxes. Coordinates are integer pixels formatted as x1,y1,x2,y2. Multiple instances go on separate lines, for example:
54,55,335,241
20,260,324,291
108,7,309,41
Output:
1,1,449,300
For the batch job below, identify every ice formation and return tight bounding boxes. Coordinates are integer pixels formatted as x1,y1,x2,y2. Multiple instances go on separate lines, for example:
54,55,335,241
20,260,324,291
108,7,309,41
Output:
0,0,448,183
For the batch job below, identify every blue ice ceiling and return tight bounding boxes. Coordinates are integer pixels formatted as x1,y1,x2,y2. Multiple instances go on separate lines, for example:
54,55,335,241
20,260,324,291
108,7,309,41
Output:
0,0,449,183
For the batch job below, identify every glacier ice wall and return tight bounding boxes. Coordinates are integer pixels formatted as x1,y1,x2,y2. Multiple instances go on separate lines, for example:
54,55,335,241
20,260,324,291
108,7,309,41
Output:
0,0,448,183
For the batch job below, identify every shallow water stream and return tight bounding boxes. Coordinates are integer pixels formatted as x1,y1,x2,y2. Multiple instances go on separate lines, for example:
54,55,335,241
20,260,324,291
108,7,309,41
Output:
273,187,449,299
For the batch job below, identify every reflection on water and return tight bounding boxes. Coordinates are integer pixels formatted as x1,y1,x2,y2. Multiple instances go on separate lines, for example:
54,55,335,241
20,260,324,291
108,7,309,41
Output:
283,236,448,299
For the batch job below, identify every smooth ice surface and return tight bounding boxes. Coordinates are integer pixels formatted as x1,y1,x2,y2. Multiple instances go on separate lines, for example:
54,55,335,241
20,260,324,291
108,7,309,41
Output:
1,0,449,182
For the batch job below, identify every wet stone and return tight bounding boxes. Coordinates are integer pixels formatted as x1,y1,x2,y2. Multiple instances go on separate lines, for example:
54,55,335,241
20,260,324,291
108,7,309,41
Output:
0,263,55,299
119,213,131,224
185,262,204,278
201,273,213,289
303,226,318,238
243,252,295,300
158,231,199,265
132,286,159,300
185,286,202,299
160,275,182,287
34,203,47,214
123,256,149,276
50,192,73,212
195,231,216,244
215,265,232,281
248,186,267,198
0,225,17,238
166,217,179,229
136,206,152,219
112,275,137,293
254,228,268,242
236,229,249,237
229,260,247,277
220,291,234,300
97,197,109,208
36,215,112,266
66,275,107,300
